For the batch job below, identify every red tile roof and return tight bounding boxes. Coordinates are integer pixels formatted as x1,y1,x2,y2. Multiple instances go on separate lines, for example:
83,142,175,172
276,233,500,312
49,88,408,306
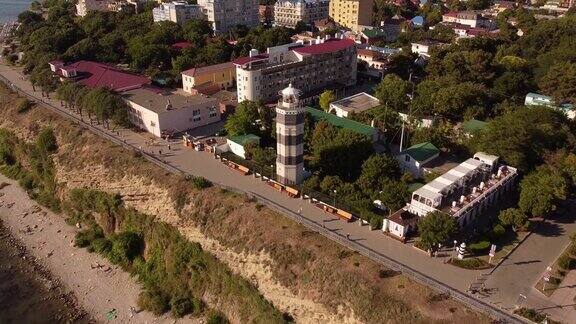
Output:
171,41,193,50
292,38,356,55
182,61,235,77
61,61,150,92
231,54,269,65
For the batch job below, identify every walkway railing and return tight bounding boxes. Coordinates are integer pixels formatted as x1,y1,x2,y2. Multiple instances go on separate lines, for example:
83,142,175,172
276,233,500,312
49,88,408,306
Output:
0,74,527,324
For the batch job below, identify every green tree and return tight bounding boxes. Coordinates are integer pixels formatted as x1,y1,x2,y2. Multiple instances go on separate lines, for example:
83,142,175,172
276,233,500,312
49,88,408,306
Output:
319,90,336,112
467,106,574,171
498,208,529,231
519,167,567,217
538,61,576,104
224,100,261,136
418,211,457,252
374,74,410,112
376,180,409,211
309,122,374,181
356,154,401,192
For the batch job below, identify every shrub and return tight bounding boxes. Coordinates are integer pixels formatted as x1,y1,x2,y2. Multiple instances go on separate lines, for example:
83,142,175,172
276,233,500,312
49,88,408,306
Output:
378,269,399,278
468,240,491,255
557,254,576,270
170,296,193,318
491,224,506,240
191,297,203,316
75,226,104,248
207,311,229,324
36,128,58,153
514,307,546,322
369,216,382,230
450,257,491,270
17,99,34,113
108,231,143,267
90,237,112,255
191,176,212,189
138,289,170,315
548,277,561,286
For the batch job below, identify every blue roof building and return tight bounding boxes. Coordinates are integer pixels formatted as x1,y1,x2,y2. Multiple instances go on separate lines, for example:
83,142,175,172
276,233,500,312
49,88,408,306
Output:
412,15,425,27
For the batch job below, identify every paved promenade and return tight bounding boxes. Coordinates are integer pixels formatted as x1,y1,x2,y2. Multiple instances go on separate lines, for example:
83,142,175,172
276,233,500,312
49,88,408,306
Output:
4,63,568,322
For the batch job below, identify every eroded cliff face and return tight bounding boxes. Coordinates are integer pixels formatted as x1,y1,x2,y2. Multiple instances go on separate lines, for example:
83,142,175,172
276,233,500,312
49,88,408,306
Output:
0,86,489,324
56,163,355,324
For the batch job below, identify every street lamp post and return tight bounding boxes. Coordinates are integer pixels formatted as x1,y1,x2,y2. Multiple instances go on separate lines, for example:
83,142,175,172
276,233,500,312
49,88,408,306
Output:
333,190,337,207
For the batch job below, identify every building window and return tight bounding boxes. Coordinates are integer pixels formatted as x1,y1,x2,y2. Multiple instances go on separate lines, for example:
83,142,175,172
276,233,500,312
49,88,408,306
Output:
209,106,217,118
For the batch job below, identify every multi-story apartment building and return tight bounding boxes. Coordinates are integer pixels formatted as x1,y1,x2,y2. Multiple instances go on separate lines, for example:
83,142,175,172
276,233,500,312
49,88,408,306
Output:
152,1,204,25
197,0,259,34
76,0,112,17
233,36,357,103
273,0,329,28
182,62,236,93
328,0,373,32
383,152,517,240
441,11,495,29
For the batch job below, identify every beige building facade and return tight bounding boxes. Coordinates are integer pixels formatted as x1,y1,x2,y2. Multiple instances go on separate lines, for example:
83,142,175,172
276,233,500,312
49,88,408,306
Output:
76,0,112,17
328,0,373,32
274,0,329,28
233,37,357,103
197,0,259,34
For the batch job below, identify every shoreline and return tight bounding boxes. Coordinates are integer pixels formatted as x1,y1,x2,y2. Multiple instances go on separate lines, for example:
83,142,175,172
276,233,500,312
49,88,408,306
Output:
0,218,89,323
0,174,185,323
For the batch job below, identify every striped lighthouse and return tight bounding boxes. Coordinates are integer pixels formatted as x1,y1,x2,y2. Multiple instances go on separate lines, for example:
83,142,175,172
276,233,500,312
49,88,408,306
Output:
275,84,305,185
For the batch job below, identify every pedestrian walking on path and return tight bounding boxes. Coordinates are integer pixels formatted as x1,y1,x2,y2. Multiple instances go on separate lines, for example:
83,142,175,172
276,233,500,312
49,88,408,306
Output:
168,145,171,151
346,233,350,240
297,205,302,214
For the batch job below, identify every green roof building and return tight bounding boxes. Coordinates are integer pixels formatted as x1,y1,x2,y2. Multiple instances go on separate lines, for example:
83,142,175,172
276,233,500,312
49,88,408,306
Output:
396,142,440,178
306,107,379,142
226,134,260,159
462,119,487,136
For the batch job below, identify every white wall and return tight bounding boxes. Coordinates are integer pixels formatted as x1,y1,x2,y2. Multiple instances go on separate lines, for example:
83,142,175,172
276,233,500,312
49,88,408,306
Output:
383,218,407,238
227,139,247,158
124,97,220,137
126,101,162,137
396,154,424,178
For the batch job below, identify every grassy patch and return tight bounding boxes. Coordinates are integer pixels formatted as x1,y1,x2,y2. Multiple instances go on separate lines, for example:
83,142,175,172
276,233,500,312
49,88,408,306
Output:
449,257,493,270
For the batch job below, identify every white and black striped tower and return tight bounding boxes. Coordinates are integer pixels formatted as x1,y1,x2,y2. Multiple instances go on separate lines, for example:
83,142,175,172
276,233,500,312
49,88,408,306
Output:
276,83,305,185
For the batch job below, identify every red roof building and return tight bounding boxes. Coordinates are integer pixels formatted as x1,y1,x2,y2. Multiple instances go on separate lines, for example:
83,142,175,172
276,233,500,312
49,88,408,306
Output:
171,41,193,50
54,61,150,92
234,37,357,103
292,38,356,55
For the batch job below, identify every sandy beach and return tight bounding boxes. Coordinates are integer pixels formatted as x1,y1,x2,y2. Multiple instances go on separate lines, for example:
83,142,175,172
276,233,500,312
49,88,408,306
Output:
0,174,198,324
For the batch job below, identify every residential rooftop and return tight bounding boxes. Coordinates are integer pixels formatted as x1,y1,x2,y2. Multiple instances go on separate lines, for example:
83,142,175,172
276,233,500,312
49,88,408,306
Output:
306,107,377,139
402,142,440,163
58,60,150,92
182,61,235,77
462,118,487,134
227,134,261,146
122,87,218,114
330,92,380,113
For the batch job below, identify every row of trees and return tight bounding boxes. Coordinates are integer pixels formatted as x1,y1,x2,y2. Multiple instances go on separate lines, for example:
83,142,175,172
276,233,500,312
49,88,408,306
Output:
56,82,131,128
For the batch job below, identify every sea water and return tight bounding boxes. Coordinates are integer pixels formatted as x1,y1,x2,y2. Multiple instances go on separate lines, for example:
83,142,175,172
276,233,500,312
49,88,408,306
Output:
0,0,32,23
